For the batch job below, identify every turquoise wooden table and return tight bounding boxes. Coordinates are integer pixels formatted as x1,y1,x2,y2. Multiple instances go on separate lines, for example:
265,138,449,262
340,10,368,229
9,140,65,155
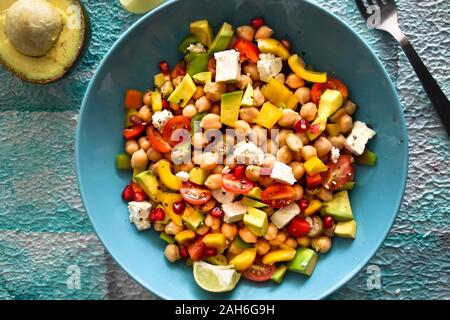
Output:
0,0,449,300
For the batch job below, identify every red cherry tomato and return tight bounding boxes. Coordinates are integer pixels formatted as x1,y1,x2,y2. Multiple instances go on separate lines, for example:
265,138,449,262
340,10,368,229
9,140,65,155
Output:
162,116,190,147
158,61,170,75
222,173,254,195
306,174,322,189
321,155,355,191
241,258,276,282
147,126,171,153
287,217,310,238
180,182,212,205
171,61,186,78
233,165,246,178
123,124,146,140
233,38,260,64
310,77,349,105
188,236,207,261
261,184,297,208
250,17,265,30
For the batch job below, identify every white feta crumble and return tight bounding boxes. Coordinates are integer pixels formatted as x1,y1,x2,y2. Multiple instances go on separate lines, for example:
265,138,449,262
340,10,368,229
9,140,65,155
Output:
187,42,206,54
222,166,231,174
151,109,173,132
330,146,340,163
233,141,265,165
214,50,241,83
222,201,248,223
270,161,297,185
212,188,236,204
345,121,376,156
270,202,301,229
175,171,189,182
128,201,152,231
257,53,282,82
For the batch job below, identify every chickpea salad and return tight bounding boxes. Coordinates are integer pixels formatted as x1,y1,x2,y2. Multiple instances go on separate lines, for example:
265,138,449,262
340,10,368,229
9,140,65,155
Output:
116,17,377,292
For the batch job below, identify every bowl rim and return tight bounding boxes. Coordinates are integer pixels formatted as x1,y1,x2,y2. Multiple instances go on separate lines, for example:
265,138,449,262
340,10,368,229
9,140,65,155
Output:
76,0,409,300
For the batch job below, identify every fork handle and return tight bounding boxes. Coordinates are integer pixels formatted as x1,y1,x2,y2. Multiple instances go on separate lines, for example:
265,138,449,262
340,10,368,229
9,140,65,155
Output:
391,29,450,136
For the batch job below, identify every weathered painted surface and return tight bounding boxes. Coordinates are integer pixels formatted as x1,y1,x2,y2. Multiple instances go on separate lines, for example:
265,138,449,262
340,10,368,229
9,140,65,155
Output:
0,0,448,299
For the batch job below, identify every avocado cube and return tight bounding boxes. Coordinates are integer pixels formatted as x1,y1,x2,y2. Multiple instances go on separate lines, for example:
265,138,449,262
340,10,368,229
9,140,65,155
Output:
182,204,204,230
247,187,263,200
193,72,212,85
220,90,243,127
318,89,344,118
320,191,353,221
271,265,288,284
287,248,318,276
336,181,355,191
357,149,377,166
243,207,268,236
190,20,213,47
188,167,209,185
167,74,197,107
208,22,234,55
241,83,254,107
134,170,161,202
241,196,268,208
335,220,357,239
185,53,209,76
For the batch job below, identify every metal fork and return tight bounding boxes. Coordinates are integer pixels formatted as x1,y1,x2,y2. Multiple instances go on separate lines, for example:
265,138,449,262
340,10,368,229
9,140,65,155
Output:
355,0,450,136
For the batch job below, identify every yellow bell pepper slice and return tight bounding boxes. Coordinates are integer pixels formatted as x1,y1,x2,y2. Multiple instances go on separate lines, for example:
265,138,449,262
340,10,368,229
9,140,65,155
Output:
261,78,298,109
151,90,162,112
160,192,183,226
229,248,257,271
254,102,283,129
305,199,322,216
202,234,227,252
156,159,182,191
304,156,328,176
257,38,290,60
262,248,296,265
175,230,196,245
288,54,327,83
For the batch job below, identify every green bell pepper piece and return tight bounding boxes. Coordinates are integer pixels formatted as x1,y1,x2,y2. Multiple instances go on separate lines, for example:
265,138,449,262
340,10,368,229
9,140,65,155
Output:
178,34,198,54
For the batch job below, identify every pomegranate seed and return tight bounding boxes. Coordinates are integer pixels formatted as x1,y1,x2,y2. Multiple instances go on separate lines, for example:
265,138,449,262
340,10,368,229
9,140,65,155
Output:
205,247,218,257
299,199,309,211
149,208,165,222
251,17,265,30
234,165,246,178
173,201,186,215
322,215,335,229
158,61,170,75
179,245,188,258
133,191,147,202
162,98,170,110
309,124,321,134
210,207,224,218
121,185,134,202
294,118,310,133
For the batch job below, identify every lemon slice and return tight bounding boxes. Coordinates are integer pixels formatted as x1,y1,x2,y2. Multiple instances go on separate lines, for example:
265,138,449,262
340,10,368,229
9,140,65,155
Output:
119,0,165,14
193,261,241,293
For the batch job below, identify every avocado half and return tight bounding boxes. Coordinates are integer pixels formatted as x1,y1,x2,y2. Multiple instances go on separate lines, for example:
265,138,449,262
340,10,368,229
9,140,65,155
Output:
0,0,86,83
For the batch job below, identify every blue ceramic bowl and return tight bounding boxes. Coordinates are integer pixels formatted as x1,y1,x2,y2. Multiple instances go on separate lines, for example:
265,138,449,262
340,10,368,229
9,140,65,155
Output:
76,0,408,299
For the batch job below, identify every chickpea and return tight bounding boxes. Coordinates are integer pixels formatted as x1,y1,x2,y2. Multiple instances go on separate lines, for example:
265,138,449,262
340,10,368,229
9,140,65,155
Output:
284,237,298,249
200,152,218,171
236,25,255,42
277,109,299,127
259,176,274,188
192,86,205,100
221,223,237,240
200,114,222,130
172,75,183,87
136,136,150,152
195,96,213,113
292,150,303,162
264,223,278,241
125,140,139,155
229,240,244,255
153,222,165,232
130,148,148,169
297,236,311,248
317,188,333,202
297,132,310,145
147,147,163,162
343,100,357,115
138,105,152,122
160,81,174,98
243,63,259,81
293,184,304,201
336,114,353,134
277,145,293,164
204,173,223,190
196,225,210,235
277,129,290,147
295,87,311,105
236,74,252,90
253,87,265,107
182,104,197,118
312,236,332,254
164,244,181,262
301,145,317,161
274,73,285,83
240,107,259,124
204,82,227,102
255,238,271,255
314,136,332,157
143,91,152,106
300,102,317,122
204,214,221,230
255,25,273,40
212,164,224,175
164,221,184,236
269,231,287,246
263,153,277,168
233,120,250,137
239,227,258,243
327,134,347,149
285,73,305,89
245,165,261,182
290,162,305,180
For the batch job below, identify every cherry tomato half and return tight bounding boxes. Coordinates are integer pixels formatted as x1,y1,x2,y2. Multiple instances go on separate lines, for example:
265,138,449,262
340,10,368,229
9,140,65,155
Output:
188,236,207,261
222,173,255,195
180,181,212,205
287,217,310,238
123,124,146,140
261,184,296,208
147,126,171,153
310,77,349,105
233,38,260,64
306,173,322,189
321,155,355,191
162,116,190,147
241,258,276,282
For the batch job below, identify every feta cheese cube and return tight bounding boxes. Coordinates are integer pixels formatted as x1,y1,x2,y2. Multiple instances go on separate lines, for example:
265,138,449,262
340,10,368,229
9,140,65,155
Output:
128,201,152,231
233,141,265,165
151,109,173,132
222,201,248,223
175,171,189,182
257,53,282,82
212,188,236,204
214,50,241,83
345,121,376,156
270,161,297,185
187,42,206,54
270,202,301,229
330,146,340,163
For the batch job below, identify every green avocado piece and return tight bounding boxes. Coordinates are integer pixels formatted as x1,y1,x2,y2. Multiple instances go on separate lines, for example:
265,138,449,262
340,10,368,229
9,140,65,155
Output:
357,149,377,166
160,232,175,244
185,52,209,76
335,220,357,239
220,90,243,127
188,167,209,185
189,20,213,47
317,89,344,118
244,207,268,237
241,83,254,107
235,235,253,249
287,248,318,276
182,205,204,230
205,254,228,266
190,112,207,134
208,22,234,55
0,0,87,83
167,74,197,107
241,196,268,208
271,265,288,284
116,154,131,170
134,170,160,202
178,34,198,54
193,71,212,85
336,181,355,191
247,187,263,200
320,190,353,221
